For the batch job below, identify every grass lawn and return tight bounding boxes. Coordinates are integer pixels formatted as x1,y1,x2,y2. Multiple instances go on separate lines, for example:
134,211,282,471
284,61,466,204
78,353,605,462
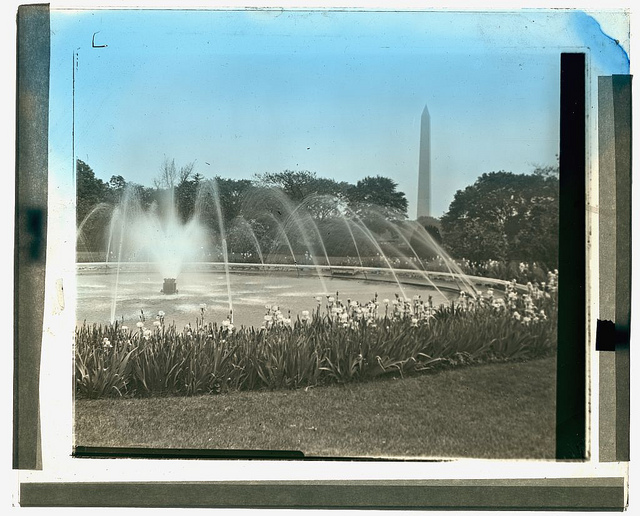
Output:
75,356,556,459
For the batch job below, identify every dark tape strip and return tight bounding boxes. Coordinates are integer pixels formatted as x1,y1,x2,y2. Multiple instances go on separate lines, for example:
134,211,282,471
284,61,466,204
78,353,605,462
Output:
556,52,586,459
73,446,304,460
596,319,616,351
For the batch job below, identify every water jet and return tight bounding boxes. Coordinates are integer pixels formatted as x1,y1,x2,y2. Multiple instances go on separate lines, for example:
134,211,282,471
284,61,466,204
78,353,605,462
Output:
76,181,487,327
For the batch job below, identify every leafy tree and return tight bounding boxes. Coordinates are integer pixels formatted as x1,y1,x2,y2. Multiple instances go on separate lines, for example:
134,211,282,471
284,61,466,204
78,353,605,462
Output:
348,176,408,217
440,169,559,268
75,158,418,262
346,176,408,232
254,170,350,221
533,164,560,179
212,177,254,224
416,215,443,244
77,159,109,225
255,170,339,201
127,182,157,210
174,169,201,222
76,159,116,255
302,186,351,222
225,216,269,261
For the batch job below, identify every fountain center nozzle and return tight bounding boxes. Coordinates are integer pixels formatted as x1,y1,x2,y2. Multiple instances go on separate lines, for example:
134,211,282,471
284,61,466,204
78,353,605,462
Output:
162,278,177,295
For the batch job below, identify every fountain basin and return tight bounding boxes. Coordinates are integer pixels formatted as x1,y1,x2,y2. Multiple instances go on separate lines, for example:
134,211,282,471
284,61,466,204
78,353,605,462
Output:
76,266,466,328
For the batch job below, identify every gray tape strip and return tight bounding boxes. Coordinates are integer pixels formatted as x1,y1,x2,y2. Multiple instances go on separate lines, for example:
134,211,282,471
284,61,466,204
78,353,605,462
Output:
612,74,631,462
597,74,632,462
20,478,626,510
14,4,50,470
598,75,617,462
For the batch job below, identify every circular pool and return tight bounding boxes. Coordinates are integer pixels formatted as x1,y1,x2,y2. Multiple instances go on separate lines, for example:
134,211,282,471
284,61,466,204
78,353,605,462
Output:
76,265,462,328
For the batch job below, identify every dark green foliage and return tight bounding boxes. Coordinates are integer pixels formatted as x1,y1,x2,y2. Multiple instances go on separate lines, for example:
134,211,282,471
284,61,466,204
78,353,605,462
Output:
409,217,443,259
347,175,409,225
75,290,557,399
76,160,157,254
254,170,349,205
76,160,112,253
210,176,254,224
76,160,109,226
441,169,559,268
77,158,411,259
174,171,200,222
107,175,127,204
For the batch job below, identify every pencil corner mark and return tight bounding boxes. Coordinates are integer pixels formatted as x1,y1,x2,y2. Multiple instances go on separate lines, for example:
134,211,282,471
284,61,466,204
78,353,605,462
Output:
92,32,108,49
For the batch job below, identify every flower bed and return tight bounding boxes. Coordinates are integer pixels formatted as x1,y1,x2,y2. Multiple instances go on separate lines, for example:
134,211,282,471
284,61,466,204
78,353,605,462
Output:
75,273,557,399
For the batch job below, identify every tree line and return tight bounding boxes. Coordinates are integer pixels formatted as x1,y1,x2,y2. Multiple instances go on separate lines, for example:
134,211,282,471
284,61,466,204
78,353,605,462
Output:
76,158,411,260
77,158,558,270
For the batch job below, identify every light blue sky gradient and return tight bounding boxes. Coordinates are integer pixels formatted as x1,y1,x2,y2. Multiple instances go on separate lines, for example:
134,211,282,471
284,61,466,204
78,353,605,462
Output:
49,9,629,217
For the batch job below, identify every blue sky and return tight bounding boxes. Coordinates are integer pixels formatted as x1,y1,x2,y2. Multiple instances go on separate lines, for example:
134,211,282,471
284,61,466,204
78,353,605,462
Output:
49,9,629,217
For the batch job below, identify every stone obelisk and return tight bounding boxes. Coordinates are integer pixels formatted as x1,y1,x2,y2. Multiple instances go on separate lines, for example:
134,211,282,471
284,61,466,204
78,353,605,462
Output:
417,104,431,218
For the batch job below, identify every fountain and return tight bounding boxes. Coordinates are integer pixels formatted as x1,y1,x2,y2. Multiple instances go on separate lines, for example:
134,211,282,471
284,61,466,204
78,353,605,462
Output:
76,180,492,327
90,186,211,321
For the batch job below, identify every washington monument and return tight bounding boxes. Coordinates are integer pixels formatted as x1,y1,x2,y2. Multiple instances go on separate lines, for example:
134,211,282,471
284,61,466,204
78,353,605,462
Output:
417,104,431,218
